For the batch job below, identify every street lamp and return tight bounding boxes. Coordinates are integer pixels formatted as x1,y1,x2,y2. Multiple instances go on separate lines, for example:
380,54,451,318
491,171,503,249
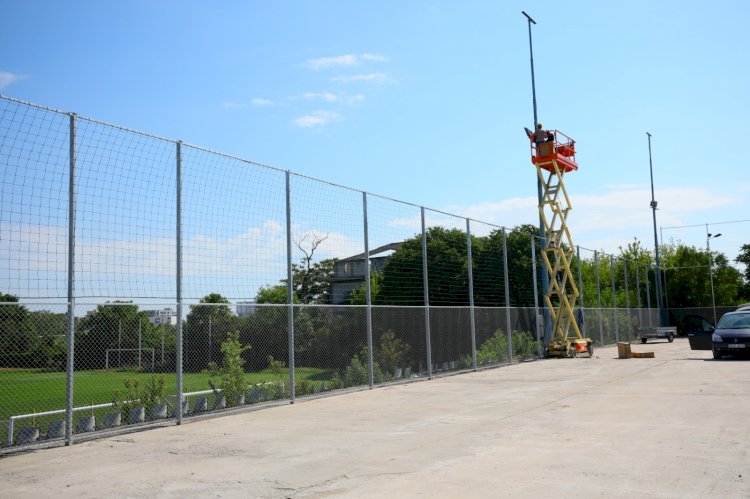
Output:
647,132,665,326
707,230,722,325
522,11,551,346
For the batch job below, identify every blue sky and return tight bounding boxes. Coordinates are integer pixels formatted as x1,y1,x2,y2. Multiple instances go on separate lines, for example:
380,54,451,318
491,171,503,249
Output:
1,0,749,275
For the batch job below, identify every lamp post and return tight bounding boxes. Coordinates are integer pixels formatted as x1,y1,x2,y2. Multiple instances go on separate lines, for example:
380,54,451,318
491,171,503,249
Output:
647,132,665,326
522,10,552,346
707,230,722,325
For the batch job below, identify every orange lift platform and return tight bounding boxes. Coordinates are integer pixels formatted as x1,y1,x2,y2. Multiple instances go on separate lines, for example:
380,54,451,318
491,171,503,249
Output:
530,129,578,173
529,129,592,358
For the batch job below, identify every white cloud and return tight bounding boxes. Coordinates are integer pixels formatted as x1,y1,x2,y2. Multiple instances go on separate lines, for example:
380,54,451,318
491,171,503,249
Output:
303,92,338,102
251,98,275,107
293,111,342,128
437,184,738,255
304,53,387,70
346,94,365,104
0,71,24,90
222,101,248,109
331,72,388,84
361,53,388,62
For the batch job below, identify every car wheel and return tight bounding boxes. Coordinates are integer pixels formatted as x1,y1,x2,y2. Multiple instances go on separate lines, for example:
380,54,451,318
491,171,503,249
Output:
587,343,594,357
713,349,722,360
667,333,674,343
640,338,647,344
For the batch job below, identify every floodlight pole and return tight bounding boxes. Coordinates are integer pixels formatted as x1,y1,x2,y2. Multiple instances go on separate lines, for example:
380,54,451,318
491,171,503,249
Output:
522,10,552,346
706,228,722,325
647,132,665,326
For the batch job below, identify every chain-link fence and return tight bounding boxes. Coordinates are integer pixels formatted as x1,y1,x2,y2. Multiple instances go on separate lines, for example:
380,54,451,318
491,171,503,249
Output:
2,95,668,450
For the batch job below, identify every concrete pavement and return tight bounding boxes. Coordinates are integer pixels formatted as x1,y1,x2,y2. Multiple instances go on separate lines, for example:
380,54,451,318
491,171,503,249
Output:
1,338,748,498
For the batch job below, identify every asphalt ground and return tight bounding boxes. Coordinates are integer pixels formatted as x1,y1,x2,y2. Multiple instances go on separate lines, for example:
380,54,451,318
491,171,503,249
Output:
1,337,749,498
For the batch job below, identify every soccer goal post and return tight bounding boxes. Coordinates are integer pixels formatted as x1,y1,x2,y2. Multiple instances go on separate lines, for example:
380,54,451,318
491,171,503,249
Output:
105,348,155,370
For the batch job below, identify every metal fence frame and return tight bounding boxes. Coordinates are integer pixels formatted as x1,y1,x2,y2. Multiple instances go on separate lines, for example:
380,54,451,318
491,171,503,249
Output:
0,95,665,451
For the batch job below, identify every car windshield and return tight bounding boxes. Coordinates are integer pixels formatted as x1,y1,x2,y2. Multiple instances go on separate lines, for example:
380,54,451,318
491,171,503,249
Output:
716,312,750,329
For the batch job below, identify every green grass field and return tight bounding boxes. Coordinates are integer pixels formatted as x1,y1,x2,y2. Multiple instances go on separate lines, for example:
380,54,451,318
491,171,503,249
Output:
1,367,333,424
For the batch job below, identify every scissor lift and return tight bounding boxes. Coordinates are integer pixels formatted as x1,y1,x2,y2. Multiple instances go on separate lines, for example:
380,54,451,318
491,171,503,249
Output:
531,130,593,358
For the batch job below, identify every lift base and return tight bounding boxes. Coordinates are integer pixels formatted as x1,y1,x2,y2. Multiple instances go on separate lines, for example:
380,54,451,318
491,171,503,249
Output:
548,339,593,358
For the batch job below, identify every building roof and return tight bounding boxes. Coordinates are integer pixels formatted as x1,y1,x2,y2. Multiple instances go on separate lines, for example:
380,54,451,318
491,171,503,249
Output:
340,242,403,262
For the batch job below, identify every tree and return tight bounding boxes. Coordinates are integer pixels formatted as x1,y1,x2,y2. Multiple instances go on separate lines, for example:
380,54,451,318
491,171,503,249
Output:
0,293,33,367
255,285,294,305
76,301,154,370
660,244,743,308
27,310,68,370
184,293,237,372
348,271,381,305
735,244,750,300
292,233,336,304
376,227,473,306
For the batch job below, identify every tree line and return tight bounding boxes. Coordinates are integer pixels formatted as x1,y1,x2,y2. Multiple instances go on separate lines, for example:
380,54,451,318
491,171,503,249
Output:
2,231,748,370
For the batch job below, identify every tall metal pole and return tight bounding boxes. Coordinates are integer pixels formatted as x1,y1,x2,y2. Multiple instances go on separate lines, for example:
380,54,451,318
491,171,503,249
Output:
645,262,652,326
503,228,513,363
623,259,632,341
610,255,618,343
421,207,432,379
577,245,586,338
531,237,541,358
286,171,295,402
466,219,477,370
635,260,642,328
363,192,374,387
175,140,184,424
65,113,77,446
522,11,551,347
706,227,722,325
647,132,664,326
522,11,539,127
595,251,603,345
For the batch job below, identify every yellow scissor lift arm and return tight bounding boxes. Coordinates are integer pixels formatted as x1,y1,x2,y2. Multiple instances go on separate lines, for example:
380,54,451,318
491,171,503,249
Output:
531,130,592,358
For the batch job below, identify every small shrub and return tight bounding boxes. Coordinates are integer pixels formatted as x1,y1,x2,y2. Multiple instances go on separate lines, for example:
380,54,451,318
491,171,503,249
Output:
295,379,314,396
375,330,410,378
267,355,286,377
477,329,509,364
339,347,385,387
208,331,251,407
113,375,166,421
328,372,344,390
512,332,539,360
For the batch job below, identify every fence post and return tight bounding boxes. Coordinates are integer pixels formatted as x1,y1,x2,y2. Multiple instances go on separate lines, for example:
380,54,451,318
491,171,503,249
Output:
364,192,374,387
286,171,295,402
503,228,513,363
175,140,184,424
577,245,586,338
645,263,652,327
624,259,632,340
595,251,604,346
421,207,432,379
532,237,541,357
65,113,77,446
610,255,618,343
635,260,642,328
466,219,477,370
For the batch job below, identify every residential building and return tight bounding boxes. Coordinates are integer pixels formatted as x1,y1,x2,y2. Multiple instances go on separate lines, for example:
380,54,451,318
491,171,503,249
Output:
146,308,177,326
330,242,401,304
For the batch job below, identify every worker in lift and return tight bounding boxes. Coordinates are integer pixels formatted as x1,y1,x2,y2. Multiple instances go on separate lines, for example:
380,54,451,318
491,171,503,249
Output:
525,123,554,156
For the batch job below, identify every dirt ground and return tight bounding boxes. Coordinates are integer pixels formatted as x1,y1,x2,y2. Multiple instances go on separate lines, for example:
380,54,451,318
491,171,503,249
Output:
1,338,749,498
